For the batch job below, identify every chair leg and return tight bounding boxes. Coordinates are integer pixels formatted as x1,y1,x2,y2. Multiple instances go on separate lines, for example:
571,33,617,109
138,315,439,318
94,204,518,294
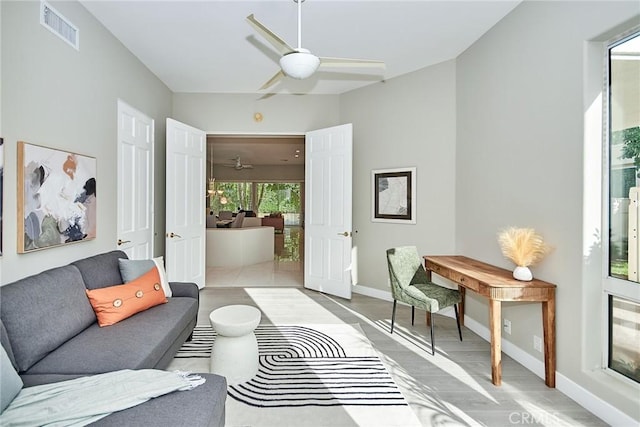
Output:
454,304,463,341
411,306,415,326
391,300,397,334
429,314,435,355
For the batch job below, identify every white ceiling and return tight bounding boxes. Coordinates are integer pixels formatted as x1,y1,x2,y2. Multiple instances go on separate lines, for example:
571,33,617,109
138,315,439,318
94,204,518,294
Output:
81,0,521,96
81,0,521,167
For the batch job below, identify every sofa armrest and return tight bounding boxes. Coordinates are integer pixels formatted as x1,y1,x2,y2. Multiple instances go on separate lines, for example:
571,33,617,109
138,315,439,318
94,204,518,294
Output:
168,282,199,300
90,373,226,427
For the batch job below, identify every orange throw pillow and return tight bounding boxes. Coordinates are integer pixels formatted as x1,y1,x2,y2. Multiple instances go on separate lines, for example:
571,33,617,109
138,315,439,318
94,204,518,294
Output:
86,267,168,327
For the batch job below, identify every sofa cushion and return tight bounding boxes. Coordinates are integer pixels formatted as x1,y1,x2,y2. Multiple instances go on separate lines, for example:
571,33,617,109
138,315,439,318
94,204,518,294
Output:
241,217,262,227
119,257,172,297
1,345,23,413
118,258,155,282
0,320,17,370
25,297,197,375
86,267,168,327
231,212,245,228
71,250,127,290
0,265,96,372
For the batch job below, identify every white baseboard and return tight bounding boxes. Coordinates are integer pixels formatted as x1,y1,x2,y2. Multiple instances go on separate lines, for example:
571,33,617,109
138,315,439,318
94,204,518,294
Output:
353,285,636,427
352,284,393,301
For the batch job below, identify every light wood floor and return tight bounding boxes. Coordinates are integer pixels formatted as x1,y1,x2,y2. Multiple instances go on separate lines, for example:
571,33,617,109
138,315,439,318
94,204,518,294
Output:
202,227,605,426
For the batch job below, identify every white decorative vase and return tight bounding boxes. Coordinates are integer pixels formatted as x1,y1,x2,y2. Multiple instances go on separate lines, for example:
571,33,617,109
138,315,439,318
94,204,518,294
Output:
513,266,533,281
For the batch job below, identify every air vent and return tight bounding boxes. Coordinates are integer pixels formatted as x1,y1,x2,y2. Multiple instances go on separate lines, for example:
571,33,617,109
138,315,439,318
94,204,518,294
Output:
40,1,79,50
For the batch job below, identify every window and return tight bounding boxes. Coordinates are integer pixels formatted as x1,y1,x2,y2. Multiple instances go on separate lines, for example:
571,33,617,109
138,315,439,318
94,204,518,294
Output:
609,296,640,382
209,181,302,226
209,182,253,213
606,31,640,383
255,183,301,225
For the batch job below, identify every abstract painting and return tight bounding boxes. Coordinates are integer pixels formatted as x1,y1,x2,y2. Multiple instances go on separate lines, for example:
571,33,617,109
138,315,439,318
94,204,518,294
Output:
18,141,96,253
372,167,416,224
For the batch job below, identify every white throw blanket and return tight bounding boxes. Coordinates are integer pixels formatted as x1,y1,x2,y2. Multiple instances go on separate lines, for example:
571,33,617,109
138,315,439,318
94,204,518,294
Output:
0,369,205,427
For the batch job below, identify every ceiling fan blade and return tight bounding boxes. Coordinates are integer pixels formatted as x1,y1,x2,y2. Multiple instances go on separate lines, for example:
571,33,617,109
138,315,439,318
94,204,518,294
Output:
257,92,277,100
260,70,285,90
246,14,294,56
319,57,386,69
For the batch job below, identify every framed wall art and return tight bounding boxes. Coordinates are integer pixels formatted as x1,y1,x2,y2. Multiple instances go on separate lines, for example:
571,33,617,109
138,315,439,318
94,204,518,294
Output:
17,141,96,253
372,167,416,224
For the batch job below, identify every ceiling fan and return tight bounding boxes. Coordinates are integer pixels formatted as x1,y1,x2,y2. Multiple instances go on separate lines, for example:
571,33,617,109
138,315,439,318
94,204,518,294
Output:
223,156,254,170
246,0,385,90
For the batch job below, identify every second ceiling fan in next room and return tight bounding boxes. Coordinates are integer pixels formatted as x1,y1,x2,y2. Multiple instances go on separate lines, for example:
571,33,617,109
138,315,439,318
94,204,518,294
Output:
223,156,254,170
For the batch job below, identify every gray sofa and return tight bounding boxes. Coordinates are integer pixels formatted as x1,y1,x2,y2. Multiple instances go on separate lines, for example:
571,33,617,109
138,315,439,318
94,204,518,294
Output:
0,250,226,426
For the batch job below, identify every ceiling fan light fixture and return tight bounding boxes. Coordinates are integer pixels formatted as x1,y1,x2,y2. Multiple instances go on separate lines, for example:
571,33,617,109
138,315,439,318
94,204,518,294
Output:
279,50,320,79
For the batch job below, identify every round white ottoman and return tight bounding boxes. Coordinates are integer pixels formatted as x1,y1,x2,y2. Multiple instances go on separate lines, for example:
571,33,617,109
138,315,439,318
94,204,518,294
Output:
209,305,261,384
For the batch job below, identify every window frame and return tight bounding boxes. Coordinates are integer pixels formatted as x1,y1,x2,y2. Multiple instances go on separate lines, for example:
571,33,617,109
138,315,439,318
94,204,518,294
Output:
602,28,640,386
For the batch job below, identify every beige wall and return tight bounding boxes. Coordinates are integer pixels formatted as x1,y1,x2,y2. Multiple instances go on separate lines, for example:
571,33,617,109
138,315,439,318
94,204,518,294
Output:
340,60,457,294
456,0,639,420
0,1,172,284
172,93,340,134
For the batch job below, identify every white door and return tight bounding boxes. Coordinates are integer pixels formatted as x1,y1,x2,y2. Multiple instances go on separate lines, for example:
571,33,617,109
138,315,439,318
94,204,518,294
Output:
166,119,206,289
304,124,353,299
117,100,154,259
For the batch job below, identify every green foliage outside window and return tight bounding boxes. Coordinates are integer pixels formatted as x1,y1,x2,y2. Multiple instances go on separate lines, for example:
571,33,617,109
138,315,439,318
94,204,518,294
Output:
256,183,300,215
210,182,253,212
618,126,640,171
209,182,301,216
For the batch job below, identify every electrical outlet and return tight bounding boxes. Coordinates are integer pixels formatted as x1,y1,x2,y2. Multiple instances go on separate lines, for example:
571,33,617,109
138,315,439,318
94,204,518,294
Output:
533,335,543,352
503,319,512,335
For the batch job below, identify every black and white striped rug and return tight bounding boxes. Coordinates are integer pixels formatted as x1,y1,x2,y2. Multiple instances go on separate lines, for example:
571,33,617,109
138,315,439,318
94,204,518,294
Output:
174,324,421,425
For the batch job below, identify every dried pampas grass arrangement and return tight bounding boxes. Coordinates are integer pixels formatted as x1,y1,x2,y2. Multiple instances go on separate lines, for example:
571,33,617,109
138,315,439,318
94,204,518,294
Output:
498,227,551,268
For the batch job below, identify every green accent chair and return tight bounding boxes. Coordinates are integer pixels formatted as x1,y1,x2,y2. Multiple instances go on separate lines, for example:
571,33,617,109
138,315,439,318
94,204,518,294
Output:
386,246,463,355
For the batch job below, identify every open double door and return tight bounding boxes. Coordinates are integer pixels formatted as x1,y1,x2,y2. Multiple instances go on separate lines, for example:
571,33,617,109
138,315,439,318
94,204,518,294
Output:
117,106,353,298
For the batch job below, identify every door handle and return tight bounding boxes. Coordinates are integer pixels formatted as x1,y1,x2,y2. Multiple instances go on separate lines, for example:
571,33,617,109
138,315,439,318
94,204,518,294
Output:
167,232,182,238
337,232,351,237
117,239,131,246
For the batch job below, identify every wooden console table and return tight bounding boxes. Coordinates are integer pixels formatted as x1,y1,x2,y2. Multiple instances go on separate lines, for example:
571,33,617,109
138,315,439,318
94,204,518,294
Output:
423,255,556,388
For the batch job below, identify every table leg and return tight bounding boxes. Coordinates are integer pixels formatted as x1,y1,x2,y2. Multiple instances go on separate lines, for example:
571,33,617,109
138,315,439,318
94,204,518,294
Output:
542,297,556,388
425,267,432,326
489,299,502,386
459,286,466,326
